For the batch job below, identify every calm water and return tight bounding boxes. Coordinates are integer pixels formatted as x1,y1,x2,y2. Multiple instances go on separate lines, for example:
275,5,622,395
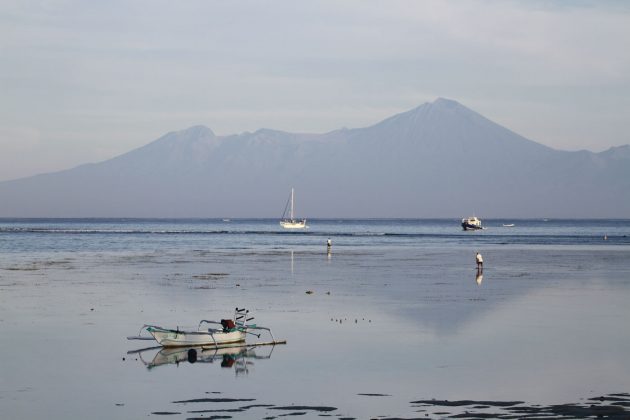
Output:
1,219,629,419
1,218,629,252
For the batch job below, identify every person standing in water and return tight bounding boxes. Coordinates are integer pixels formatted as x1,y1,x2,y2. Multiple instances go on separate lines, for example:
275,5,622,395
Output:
326,238,332,251
476,252,483,271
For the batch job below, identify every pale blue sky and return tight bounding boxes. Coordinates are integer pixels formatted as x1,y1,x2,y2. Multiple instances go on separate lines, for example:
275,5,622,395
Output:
1,0,629,181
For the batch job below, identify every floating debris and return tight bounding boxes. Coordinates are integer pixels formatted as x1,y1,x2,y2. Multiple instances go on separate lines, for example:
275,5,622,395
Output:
357,393,391,397
270,406,337,412
172,398,256,403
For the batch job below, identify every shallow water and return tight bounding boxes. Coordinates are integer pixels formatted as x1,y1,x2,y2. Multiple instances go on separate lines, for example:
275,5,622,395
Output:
0,219,629,419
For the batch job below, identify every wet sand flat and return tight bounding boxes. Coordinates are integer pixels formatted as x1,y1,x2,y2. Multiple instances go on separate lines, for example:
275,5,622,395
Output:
1,220,629,419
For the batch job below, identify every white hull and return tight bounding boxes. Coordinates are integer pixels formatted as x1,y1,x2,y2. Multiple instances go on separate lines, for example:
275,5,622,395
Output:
280,219,307,229
462,216,482,231
148,327,246,347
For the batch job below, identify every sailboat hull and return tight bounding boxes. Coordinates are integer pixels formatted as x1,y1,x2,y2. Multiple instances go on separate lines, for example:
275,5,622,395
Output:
280,220,307,229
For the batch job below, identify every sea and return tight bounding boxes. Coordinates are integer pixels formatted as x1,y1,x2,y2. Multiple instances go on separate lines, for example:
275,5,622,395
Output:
1,218,629,419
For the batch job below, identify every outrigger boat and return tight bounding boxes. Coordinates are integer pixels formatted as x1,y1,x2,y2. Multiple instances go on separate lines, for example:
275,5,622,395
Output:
128,308,280,348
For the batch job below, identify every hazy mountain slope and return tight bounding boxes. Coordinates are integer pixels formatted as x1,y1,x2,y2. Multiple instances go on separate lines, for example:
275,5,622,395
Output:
1,98,628,217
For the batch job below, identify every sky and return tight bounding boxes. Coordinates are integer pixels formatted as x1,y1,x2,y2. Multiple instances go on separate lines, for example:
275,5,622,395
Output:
1,0,629,181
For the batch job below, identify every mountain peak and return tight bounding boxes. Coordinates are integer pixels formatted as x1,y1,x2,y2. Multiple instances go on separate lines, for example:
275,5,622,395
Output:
181,125,215,138
424,97,473,116
154,125,215,146
431,97,461,108
116,124,218,165
599,144,630,160
254,128,286,136
373,97,473,130
396,97,469,120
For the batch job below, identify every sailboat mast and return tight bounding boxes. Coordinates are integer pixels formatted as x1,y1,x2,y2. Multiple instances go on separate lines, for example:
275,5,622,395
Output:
290,188,294,220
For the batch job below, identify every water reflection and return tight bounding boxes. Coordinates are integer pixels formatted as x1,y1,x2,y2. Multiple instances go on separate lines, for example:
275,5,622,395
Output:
290,250,294,274
129,344,276,375
476,271,483,285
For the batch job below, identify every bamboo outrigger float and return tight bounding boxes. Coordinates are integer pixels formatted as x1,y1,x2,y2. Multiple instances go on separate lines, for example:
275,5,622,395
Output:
128,308,283,348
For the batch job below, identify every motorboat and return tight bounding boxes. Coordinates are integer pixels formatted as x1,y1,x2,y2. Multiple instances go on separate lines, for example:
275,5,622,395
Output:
461,216,483,231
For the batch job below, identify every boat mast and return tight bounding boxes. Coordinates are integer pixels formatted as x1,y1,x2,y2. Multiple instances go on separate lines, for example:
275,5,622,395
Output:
290,188,294,220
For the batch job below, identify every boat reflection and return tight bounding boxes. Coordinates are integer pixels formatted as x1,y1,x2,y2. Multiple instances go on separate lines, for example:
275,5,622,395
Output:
290,249,294,274
129,344,277,375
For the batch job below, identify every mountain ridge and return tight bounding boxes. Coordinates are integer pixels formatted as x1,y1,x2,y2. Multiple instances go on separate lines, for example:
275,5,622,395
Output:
1,98,628,218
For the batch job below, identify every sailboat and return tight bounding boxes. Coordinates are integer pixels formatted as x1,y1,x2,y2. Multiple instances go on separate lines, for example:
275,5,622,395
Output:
280,188,307,229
